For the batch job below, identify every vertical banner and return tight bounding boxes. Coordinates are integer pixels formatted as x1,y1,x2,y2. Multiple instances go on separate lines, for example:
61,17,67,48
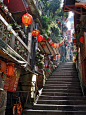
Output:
8,75,19,92
67,30,71,41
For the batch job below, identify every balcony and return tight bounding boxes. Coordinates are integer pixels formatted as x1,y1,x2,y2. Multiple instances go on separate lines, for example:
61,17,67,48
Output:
0,14,30,67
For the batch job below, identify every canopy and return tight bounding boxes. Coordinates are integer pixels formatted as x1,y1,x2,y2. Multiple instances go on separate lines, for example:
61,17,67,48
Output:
38,41,59,55
3,0,30,13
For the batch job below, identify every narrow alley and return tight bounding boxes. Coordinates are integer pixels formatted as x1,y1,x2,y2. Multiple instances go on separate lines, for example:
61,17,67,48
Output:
23,61,86,115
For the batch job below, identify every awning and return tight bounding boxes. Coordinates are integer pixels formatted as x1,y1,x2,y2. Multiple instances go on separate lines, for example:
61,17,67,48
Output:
63,0,83,15
75,2,86,9
38,41,59,55
63,0,75,12
3,0,30,13
0,39,30,68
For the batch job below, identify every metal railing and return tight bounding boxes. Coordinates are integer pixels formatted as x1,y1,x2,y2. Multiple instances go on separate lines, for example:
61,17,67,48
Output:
0,14,30,63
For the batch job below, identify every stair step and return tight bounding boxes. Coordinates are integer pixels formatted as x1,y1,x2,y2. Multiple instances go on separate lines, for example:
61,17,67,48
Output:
33,104,86,111
37,100,86,105
42,89,81,93
44,84,81,88
45,81,80,85
43,85,81,89
39,95,86,100
55,70,77,72
47,78,79,81
46,80,80,83
50,75,78,77
42,92,82,96
23,109,86,115
53,71,77,73
52,73,78,76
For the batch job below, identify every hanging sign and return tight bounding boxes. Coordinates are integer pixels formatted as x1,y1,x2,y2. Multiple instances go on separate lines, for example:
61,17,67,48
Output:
8,75,19,92
3,77,11,90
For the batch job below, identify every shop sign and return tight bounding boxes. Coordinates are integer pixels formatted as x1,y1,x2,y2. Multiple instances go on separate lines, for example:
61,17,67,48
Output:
3,75,19,92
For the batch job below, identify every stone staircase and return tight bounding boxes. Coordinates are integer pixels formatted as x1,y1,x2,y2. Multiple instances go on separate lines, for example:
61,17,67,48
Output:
23,62,86,115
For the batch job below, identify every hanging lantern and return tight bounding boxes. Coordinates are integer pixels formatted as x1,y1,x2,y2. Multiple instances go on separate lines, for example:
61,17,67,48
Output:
47,38,50,42
56,44,59,48
45,65,47,68
49,61,53,64
0,60,6,72
37,35,43,41
73,39,77,45
60,23,62,25
50,42,54,46
80,36,84,43
53,44,57,48
42,44,46,48
32,29,39,37
4,63,15,76
43,38,46,41
58,21,59,23
63,25,64,28
53,56,57,60
57,54,60,57
59,42,63,46
22,13,33,27
73,33,76,37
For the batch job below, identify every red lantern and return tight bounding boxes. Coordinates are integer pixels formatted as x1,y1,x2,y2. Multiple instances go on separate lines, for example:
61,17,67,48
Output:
4,63,15,76
73,33,76,37
57,54,60,57
53,44,57,48
58,21,59,23
80,36,84,43
47,38,50,42
50,62,53,64
63,25,64,28
59,42,63,46
53,56,57,60
60,23,62,25
22,13,33,27
73,39,77,45
43,38,46,41
0,60,6,72
56,44,59,48
37,35,43,41
42,44,46,48
50,42,54,46
32,29,39,37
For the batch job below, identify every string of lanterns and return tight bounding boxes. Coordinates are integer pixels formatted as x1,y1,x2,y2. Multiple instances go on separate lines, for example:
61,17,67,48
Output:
73,36,84,45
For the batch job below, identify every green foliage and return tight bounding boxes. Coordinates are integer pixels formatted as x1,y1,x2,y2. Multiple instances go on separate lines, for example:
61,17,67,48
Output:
42,16,50,31
40,0,68,42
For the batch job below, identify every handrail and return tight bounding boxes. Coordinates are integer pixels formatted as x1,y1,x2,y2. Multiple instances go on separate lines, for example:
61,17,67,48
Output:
0,14,30,63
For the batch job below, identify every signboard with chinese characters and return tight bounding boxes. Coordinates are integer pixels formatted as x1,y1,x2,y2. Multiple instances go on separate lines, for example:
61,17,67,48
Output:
3,75,19,92
3,68,20,92
67,30,71,41
8,75,19,92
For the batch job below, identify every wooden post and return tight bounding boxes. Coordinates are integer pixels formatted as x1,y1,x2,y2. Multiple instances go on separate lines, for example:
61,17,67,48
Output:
10,34,15,49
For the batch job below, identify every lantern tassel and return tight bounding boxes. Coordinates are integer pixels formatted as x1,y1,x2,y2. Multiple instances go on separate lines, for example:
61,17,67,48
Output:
25,26,27,33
